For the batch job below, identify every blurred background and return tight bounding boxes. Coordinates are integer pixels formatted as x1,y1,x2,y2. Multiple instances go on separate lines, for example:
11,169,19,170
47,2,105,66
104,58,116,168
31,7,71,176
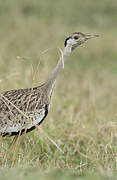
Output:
0,0,117,179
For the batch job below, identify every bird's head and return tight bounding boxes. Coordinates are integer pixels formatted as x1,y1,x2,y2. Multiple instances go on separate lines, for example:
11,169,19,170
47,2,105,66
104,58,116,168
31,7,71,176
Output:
64,32,99,51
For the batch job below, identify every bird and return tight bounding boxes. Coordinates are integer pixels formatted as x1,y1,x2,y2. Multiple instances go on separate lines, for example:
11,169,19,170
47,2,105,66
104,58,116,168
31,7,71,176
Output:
0,32,99,137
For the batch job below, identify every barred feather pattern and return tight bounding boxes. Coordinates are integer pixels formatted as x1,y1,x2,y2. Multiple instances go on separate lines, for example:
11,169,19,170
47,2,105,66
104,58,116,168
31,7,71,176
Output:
0,86,50,136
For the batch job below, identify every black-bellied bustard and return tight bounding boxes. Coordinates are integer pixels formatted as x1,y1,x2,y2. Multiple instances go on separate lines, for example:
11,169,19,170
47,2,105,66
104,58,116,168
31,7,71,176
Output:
0,32,99,137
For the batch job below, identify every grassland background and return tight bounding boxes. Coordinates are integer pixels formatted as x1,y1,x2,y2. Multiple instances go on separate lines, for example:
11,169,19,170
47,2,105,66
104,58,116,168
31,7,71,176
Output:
0,0,117,179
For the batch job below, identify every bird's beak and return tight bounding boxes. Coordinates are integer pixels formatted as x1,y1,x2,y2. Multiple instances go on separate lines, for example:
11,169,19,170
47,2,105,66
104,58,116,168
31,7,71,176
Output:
84,34,99,40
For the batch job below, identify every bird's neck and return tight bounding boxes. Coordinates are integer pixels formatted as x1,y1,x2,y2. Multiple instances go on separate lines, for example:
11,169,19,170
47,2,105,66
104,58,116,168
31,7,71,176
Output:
43,45,72,98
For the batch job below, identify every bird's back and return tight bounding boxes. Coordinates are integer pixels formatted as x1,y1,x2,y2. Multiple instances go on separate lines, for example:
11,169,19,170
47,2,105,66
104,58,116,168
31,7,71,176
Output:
0,85,50,136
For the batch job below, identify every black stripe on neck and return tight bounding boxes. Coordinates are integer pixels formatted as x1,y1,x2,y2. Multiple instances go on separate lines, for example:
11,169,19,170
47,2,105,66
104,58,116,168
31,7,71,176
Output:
64,37,71,47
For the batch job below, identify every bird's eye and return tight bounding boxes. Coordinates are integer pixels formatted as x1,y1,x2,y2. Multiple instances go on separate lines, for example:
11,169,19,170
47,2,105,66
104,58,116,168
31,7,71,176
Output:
74,36,79,40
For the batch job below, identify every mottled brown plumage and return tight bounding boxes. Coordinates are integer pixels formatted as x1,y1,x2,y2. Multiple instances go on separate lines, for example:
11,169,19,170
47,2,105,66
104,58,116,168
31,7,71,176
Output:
0,84,50,136
0,32,99,137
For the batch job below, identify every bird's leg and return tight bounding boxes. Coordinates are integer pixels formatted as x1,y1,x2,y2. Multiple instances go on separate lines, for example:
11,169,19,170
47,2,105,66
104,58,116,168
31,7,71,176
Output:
11,134,19,147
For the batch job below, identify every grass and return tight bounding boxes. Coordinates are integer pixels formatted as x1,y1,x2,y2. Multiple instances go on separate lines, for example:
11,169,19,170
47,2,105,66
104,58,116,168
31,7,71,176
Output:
1,168,117,180
0,0,117,179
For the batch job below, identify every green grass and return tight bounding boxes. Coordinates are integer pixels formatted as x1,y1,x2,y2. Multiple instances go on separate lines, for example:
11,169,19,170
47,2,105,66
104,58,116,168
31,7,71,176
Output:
1,168,117,180
0,0,117,179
